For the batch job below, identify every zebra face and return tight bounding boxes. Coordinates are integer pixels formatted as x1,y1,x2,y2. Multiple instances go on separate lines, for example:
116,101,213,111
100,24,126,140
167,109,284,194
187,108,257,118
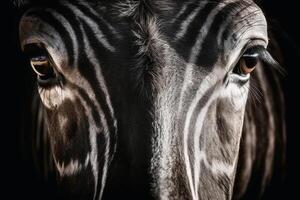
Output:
18,0,279,199
150,1,269,199
19,1,123,197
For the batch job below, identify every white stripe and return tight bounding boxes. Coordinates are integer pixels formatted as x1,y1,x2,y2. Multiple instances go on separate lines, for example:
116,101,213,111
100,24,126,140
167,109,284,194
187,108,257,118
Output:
180,67,196,199
54,154,90,177
178,3,230,197
192,80,219,198
79,1,122,39
74,1,118,158
64,2,116,52
189,2,228,64
198,152,236,175
178,1,228,114
73,90,101,200
170,1,195,24
65,2,118,135
175,2,207,40
78,18,117,200
182,74,215,200
46,8,79,68
56,159,82,176
177,3,227,199
89,118,100,200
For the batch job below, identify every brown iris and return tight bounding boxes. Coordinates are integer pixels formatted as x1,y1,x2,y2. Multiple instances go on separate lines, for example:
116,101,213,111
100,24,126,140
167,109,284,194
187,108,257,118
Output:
237,54,259,75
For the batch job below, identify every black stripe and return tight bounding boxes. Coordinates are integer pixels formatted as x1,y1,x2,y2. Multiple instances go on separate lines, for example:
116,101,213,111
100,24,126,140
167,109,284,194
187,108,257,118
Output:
74,85,102,128
45,3,85,68
187,83,217,175
174,1,220,60
165,2,198,39
79,19,117,154
51,5,117,191
72,97,93,163
76,53,116,199
73,85,110,199
51,3,117,153
72,2,118,43
47,98,91,164
53,2,115,63
174,1,200,24
26,10,75,66
195,2,241,69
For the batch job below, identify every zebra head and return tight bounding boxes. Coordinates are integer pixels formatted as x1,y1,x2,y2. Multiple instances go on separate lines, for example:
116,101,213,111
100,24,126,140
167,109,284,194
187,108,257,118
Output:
17,0,285,199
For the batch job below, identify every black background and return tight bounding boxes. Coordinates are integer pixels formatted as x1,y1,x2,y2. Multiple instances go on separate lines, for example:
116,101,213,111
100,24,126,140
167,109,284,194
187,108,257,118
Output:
2,0,299,199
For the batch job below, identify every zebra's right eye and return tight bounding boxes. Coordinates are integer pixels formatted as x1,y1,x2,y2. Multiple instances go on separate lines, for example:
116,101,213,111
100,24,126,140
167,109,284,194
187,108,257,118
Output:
24,43,57,87
232,46,261,78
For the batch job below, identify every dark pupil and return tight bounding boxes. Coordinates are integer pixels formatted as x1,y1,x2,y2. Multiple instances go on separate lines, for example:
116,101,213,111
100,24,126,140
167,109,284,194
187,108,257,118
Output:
243,55,259,69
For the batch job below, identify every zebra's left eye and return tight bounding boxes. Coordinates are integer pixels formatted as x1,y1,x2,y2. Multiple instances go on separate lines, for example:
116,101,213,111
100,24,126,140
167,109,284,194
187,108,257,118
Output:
30,56,54,77
233,48,259,76
24,43,57,86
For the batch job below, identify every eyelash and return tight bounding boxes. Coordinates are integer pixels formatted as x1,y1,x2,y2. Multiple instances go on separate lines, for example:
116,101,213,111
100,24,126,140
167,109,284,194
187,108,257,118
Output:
232,45,281,77
24,43,63,88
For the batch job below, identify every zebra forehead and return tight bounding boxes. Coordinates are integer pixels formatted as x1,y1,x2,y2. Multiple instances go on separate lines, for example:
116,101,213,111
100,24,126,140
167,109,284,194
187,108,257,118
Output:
13,0,96,7
13,0,55,7
13,0,260,13
13,0,258,6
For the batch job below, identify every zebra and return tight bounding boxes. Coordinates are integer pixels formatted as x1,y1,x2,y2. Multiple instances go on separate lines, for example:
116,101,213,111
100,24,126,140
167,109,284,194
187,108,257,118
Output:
15,0,285,199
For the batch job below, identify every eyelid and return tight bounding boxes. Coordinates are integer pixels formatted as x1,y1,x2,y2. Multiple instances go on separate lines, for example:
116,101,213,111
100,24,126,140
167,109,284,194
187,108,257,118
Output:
228,43,265,74
241,43,266,57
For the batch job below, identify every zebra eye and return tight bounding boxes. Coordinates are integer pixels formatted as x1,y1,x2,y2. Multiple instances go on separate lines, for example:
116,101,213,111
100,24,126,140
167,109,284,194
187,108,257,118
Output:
24,43,56,83
234,49,259,76
30,56,53,77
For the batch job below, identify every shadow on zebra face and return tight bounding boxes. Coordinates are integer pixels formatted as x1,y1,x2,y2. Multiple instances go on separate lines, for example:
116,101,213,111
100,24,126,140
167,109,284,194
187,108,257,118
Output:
17,0,285,199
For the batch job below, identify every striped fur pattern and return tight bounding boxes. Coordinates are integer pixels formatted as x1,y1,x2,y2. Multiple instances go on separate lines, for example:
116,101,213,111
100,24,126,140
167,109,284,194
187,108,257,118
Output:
16,0,285,199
